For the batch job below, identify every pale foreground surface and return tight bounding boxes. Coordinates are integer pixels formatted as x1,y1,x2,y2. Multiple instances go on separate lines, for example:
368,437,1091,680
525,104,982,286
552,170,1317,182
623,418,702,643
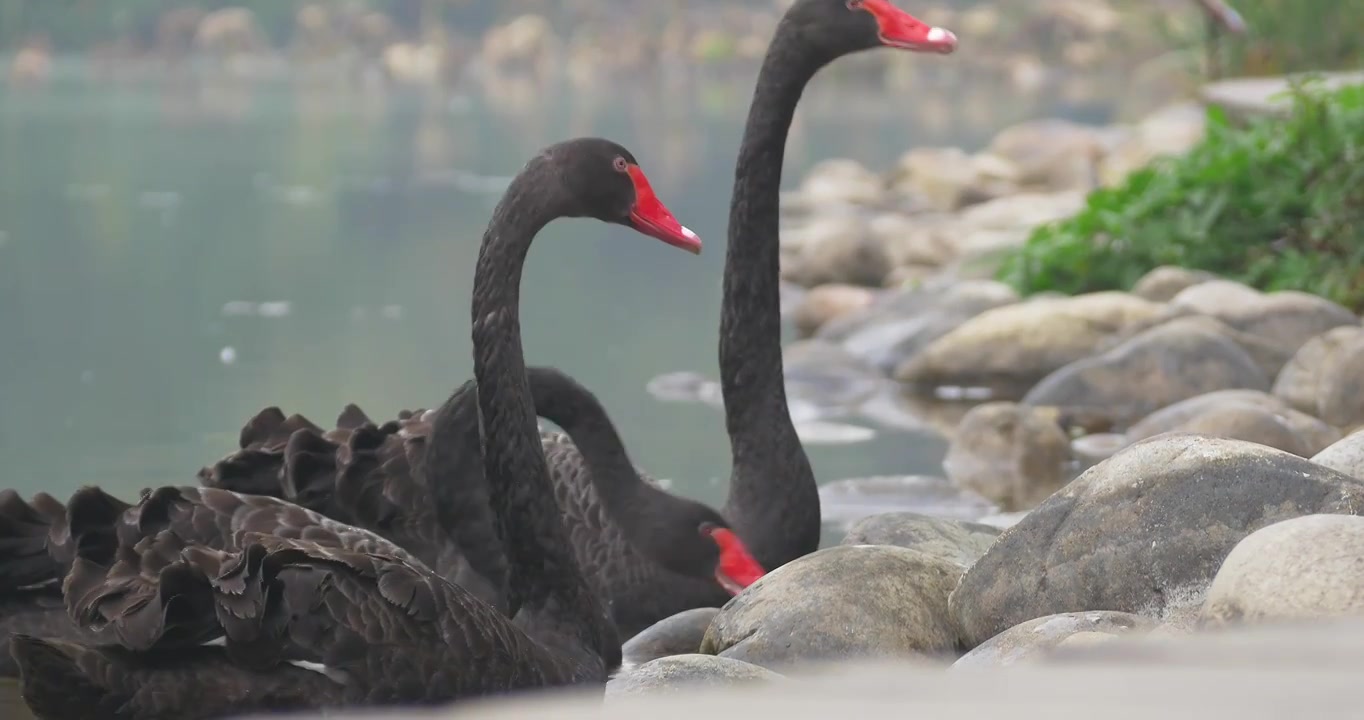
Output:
222,617,1364,720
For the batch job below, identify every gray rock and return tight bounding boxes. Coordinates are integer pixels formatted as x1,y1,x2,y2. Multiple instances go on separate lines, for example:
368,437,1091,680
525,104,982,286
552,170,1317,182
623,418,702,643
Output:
622,608,721,667
985,118,1104,192
818,476,999,527
700,545,960,668
839,512,1000,568
606,654,783,697
1021,316,1270,427
868,210,958,267
783,214,892,288
793,158,886,208
954,191,1088,237
952,612,1155,669
1316,339,1364,428
1273,326,1364,420
943,402,1075,512
1202,514,1364,626
792,283,878,338
817,279,1014,341
889,147,1019,212
1129,390,1295,437
1312,431,1364,479
1169,281,1358,356
819,280,1018,375
895,292,1165,396
949,434,1364,648
1127,389,1340,456
1100,313,1296,382
1166,404,1316,456
1130,266,1215,302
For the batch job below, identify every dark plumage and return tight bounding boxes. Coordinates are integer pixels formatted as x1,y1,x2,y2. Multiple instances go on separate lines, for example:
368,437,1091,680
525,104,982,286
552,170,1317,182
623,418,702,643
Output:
719,0,954,573
9,137,700,718
203,366,759,637
197,0,960,640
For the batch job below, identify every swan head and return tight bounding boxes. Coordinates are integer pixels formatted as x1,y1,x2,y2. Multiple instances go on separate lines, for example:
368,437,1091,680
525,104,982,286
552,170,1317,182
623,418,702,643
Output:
700,522,767,595
622,490,766,595
786,0,957,58
545,137,702,255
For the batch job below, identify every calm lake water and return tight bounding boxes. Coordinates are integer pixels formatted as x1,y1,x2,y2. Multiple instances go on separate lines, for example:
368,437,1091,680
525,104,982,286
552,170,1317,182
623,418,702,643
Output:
0,61,1120,547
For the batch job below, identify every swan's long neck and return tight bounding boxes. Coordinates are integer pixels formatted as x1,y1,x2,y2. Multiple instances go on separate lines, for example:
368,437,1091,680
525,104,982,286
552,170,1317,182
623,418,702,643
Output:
531,369,670,537
719,24,825,570
470,167,612,668
529,369,640,510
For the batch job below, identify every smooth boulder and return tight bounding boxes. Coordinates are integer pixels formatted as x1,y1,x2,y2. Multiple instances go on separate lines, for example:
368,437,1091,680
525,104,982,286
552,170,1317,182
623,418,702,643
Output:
606,654,783,697
793,284,877,338
1312,431,1364,479
1130,266,1215,302
1099,313,1296,382
1166,404,1316,456
950,434,1364,648
1127,389,1340,455
943,402,1074,511
1169,281,1358,356
782,214,892,288
952,611,1155,669
895,292,1164,395
700,545,960,669
1315,339,1364,428
1202,514,1364,626
839,512,1001,568
823,280,1019,375
622,608,721,667
1022,316,1269,426
1272,327,1364,407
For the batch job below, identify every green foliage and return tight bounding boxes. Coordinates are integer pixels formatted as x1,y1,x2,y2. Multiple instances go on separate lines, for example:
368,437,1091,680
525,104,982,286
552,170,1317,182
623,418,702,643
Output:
998,81,1364,311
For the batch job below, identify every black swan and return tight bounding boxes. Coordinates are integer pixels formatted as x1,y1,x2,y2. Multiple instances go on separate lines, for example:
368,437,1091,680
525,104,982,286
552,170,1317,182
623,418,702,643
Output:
7,137,703,719
198,365,766,619
718,0,954,572
197,0,957,639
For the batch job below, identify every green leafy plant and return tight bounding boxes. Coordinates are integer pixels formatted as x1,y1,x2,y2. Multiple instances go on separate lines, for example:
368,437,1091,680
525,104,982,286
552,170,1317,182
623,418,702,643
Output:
998,81,1364,311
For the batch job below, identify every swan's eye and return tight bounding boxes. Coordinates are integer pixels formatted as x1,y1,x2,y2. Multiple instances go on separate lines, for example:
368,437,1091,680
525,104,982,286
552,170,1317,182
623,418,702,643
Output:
846,0,865,9
612,156,628,173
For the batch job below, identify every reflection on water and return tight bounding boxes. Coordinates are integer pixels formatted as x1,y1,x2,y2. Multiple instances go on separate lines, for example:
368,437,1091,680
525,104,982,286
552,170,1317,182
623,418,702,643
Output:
0,63,1120,545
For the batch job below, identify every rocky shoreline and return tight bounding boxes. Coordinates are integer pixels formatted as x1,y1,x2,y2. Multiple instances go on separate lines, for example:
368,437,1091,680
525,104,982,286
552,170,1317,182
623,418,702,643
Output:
609,73,1364,694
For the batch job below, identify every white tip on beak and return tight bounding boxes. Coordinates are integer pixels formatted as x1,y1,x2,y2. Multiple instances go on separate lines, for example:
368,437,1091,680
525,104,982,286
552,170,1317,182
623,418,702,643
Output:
926,27,955,45
681,225,699,241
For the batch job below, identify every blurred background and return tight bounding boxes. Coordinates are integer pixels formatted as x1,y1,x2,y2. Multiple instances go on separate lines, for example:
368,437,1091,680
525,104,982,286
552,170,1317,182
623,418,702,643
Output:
0,0,1357,542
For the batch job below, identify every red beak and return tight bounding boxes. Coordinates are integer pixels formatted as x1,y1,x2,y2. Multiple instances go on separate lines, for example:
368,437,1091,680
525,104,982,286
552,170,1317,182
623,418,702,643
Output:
625,164,702,255
707,526,766,595
859,0,958,54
